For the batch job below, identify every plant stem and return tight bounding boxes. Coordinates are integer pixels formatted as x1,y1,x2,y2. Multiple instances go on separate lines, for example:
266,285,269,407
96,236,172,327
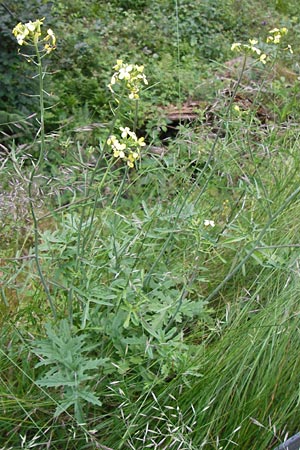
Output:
28,43,57,319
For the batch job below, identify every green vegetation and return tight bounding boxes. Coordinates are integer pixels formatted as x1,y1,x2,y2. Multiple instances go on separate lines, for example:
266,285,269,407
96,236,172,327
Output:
1,1,300,449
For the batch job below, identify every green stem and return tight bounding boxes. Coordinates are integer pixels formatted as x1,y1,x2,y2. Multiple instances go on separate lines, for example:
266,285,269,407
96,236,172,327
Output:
133,99,138,133
76,157,115,265
27,42,57,319
36,44,46,165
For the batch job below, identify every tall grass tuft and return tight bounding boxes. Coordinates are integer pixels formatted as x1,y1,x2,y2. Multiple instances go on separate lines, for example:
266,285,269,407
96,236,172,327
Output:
113,254,300,449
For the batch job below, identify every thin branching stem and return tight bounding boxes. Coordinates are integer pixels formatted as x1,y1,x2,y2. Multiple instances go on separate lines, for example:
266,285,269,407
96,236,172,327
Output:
27,42,57,319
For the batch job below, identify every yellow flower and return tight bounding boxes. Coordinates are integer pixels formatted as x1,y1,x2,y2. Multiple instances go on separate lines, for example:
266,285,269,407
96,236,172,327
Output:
273,34,281,44
259,53,267,64
44,31,56,53
12,22,29,45
129,91,139,100
107,135,116,146
138,137,146,146
231,42,242,51
231,40,261,56
269,28,280,34
231,36,274,64
249,39,258,46
115,141,126,151
113,59,123,70
119,65,133,80
25,18,43,40
247,38,261,54
120,127,131,138
44,28,56,52
251,46,261,55
127,153,135,163
113,149,125,158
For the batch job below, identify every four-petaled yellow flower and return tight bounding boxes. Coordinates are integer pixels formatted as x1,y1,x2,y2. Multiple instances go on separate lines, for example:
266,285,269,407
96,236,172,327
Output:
107,136,126,158
44,28,56,53
231,42,242,52
259,53,267,64
119,65,133,80
248,38,261,55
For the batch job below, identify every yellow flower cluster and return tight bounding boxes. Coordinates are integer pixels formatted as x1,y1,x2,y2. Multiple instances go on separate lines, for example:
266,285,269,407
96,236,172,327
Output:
231,27,293,63
107,127,146,168
12,18,43,45
231,39,267,64
267,27,293,53
266,27,288,44
12,18,56,53
108,60,148,100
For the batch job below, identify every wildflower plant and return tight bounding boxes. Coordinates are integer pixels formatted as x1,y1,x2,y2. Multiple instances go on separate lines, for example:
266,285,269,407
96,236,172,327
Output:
12,18,57,318
10,19,150,420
